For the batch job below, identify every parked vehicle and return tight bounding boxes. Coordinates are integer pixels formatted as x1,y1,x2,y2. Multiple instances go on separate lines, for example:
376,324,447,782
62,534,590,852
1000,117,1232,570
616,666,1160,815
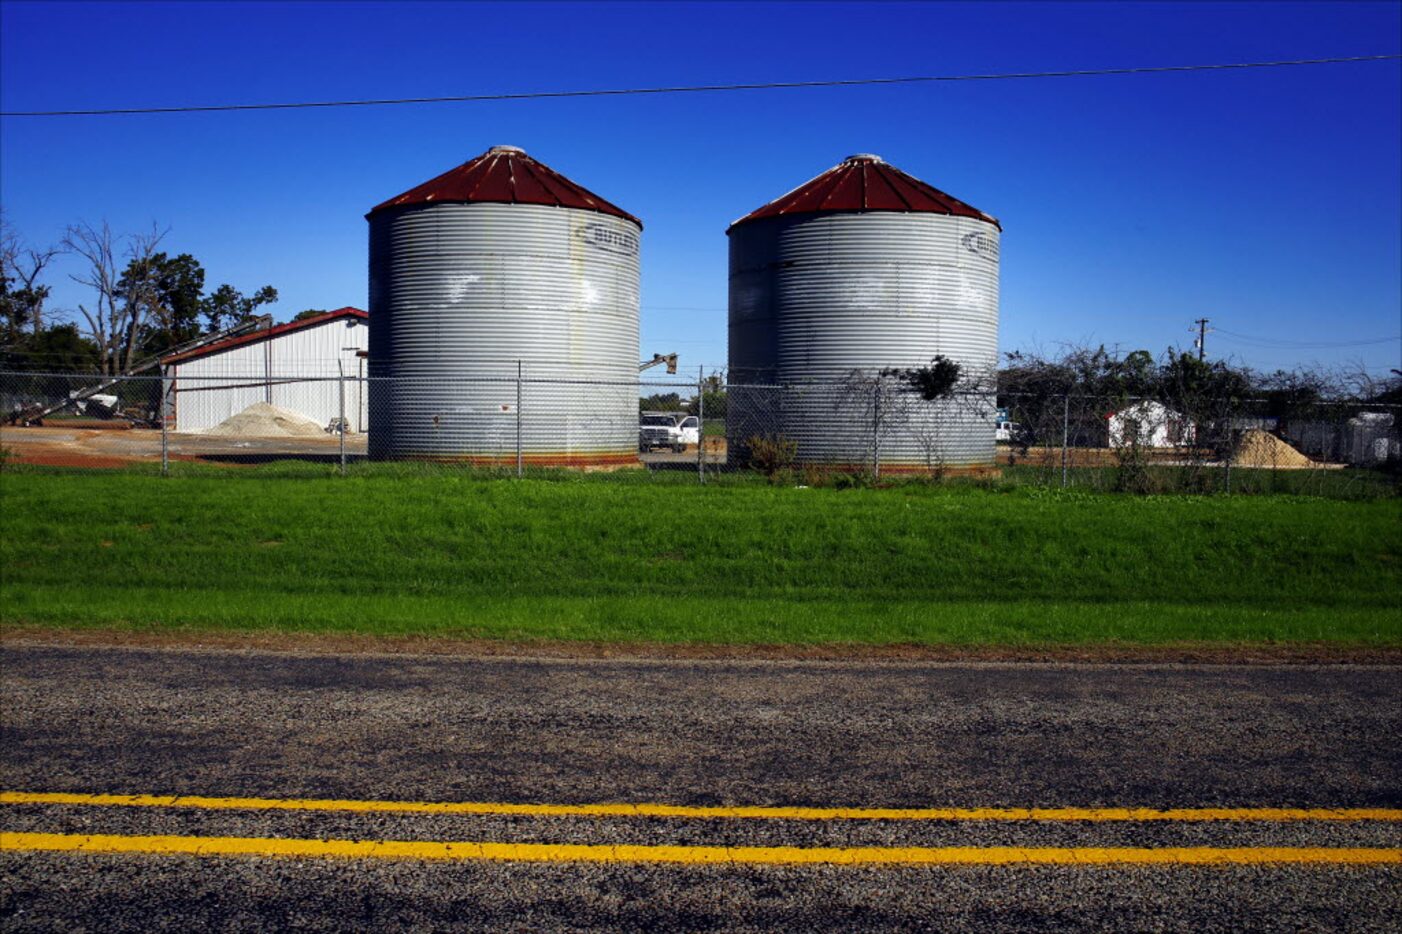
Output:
640,412,685,452
675,415,700,447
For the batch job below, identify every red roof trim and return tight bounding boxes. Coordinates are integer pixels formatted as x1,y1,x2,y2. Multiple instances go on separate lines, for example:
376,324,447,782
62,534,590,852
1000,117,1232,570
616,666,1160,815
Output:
367,147,642,229
728,155,1000,232
161,307,367,365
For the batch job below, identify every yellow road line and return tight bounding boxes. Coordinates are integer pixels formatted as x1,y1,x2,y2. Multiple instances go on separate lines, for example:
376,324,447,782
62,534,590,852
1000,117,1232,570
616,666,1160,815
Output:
2,791,1399,822
2,832,1399,866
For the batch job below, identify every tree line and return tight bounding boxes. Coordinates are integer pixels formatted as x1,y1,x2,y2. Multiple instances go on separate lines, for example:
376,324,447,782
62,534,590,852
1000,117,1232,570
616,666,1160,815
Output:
1,216,279,375
640,373,728,418
998,344,1401,419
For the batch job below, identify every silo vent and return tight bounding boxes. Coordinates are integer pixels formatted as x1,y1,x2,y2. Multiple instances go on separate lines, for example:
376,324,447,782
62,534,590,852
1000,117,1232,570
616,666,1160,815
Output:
844,153,884,163
488,145,526,155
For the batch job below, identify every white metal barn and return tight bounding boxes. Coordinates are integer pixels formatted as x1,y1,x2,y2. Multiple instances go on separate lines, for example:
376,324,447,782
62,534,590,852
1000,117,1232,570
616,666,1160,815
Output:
161,308,369,433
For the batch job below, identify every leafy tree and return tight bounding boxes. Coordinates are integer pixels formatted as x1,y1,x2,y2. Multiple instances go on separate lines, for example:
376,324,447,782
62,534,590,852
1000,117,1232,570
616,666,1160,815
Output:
294,308,329,321
0,272,42,347
114,251,209,357
1158,352,1252,410
640,392,683,413
0,323,99,372
1000,345,1159,403
202,283,278,333
686,373,727,418
147,253,207,349
1254,368,1331,421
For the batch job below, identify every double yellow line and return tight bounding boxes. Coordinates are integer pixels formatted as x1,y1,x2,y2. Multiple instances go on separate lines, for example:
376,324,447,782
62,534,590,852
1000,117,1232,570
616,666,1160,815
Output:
3,791,1400,867
4,832,1399,866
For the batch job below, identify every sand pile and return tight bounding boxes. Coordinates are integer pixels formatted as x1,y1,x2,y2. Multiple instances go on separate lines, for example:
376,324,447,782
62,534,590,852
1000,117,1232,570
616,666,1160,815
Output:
205,402,325,438
1233,429,1314,469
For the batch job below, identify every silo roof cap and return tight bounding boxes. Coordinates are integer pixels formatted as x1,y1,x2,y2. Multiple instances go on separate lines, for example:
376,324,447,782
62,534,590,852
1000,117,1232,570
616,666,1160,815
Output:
728,155,999,232
368,146,641,228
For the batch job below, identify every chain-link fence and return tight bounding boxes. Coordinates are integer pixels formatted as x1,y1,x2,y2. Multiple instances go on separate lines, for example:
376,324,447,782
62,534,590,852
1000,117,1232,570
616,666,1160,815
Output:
2,368,1397,495
998,391,1401,496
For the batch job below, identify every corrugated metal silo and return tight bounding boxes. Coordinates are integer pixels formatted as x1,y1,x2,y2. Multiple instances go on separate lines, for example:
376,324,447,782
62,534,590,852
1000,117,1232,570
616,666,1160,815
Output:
367,146,641,464
728,154,1001,472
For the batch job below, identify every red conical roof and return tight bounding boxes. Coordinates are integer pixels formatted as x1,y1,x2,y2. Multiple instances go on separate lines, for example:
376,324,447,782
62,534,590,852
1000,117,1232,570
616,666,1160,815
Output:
368,146,641,228
728,154,998,232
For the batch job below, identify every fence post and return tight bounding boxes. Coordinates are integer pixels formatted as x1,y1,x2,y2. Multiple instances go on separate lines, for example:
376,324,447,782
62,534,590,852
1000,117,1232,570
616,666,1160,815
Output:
871,379,881,479
516,360,523,479
697,366,706,485
1060,393,1070,488
1222,402,1232,495
338,361,346,477
160,367,170,478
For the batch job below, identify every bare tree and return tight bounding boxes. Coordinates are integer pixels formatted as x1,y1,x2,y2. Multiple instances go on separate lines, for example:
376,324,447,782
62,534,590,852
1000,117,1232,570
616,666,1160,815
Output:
831,369,910,478
833,357,990,477
63,222,121,374
0,215,62,336
63,221,166,375
1333,359,1398,403
900,364,996,474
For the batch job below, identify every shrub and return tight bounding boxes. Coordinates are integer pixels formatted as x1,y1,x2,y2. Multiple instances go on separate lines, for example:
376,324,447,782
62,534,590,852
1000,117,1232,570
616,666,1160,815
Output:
799,464,831,488
746,434,798,479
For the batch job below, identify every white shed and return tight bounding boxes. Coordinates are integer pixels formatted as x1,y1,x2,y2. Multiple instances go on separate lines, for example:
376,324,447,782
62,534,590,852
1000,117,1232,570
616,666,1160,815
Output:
1107,401,1195,449
161,308,368,433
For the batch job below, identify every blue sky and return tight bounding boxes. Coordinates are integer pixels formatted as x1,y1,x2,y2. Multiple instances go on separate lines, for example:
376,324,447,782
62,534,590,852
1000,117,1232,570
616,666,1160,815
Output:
2,1,1399,376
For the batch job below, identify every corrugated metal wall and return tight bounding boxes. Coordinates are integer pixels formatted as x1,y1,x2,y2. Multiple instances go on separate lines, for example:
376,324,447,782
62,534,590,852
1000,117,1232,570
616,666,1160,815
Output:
367,202,640,462
728,212,1000,469
166,318,369,432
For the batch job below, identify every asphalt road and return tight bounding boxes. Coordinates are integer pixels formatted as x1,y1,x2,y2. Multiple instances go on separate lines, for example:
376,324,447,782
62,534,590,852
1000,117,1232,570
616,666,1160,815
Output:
2,644,1399,931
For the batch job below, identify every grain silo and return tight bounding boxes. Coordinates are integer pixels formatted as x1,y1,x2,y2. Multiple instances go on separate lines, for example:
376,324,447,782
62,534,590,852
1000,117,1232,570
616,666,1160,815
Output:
727,154,1000,473
366,146,641,465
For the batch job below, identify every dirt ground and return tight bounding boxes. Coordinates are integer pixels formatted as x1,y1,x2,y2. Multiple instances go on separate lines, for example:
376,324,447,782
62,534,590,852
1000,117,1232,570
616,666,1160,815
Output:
0,425,729,469
2,426,1338,473
3,626,1397,665
0,425,360,467
997,444,1341,470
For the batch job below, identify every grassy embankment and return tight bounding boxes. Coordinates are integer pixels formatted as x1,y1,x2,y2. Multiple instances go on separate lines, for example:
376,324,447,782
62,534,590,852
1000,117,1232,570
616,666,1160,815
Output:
1,466,1398,646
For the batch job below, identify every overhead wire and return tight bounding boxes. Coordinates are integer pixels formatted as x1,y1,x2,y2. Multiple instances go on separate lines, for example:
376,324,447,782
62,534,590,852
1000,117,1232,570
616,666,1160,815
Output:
1214,328,1402,349
2,54,1398,117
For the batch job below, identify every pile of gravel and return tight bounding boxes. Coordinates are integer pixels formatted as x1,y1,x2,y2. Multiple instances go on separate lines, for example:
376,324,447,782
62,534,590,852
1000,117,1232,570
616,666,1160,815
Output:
1233,429,1314,469
204,402,326,438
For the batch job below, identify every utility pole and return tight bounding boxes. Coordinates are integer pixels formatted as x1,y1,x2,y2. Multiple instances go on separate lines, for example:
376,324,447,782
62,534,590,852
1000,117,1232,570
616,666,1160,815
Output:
1193,318,1210,361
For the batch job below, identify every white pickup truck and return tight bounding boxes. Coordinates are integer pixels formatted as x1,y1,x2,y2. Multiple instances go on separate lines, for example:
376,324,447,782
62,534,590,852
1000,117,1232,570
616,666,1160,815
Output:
639,413,700,452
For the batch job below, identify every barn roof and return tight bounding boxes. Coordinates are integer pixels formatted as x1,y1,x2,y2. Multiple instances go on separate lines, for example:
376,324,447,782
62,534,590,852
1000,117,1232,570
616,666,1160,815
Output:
161,307,367,365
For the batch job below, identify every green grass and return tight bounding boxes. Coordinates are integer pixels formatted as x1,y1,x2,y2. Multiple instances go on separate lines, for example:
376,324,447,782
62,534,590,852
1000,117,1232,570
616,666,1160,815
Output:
2,465,1399,646
1002,464,1399,500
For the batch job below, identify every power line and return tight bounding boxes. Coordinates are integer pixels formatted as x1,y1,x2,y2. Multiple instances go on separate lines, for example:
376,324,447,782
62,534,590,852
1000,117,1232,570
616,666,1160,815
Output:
3,54,1398,118
1215,328,1402,349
